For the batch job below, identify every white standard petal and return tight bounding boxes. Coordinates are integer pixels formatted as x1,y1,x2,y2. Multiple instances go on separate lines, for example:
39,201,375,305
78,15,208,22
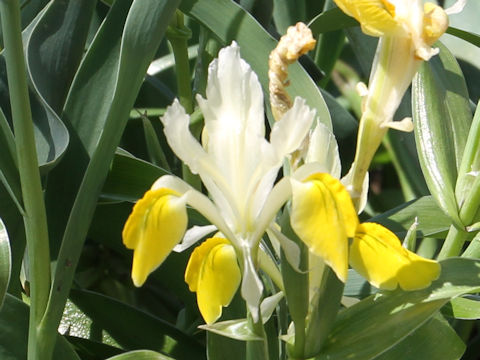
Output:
152,175,237,244
270,97,315,160
161,99,208,175
305,121,341,179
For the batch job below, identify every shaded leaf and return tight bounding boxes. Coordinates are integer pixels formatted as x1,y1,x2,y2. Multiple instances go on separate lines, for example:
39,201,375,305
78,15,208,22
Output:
69,289,205,359
0,294,81,359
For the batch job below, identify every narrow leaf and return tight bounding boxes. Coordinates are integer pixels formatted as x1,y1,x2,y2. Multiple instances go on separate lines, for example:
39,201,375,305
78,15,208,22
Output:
412,42,472,227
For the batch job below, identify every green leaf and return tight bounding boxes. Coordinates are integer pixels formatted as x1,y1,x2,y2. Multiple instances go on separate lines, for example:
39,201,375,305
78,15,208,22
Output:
68,289,205,359
180,0,332,130
106,350,175,360
371,196,451,239
0,108,21,211
0,294,81,359
447,27,480,48
200,319,262,342
0,218,10,309
308,7,357,35
102,152,168,202
443,296,480,320
317,257,480,360
374,314,465,360
272,0,306,35
412,42,472,227
43,0,182,350
26,0,96,113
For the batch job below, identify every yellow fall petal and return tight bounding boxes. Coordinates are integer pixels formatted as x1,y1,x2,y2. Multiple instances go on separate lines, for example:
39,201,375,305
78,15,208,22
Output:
290,173,358,282
185,237,241,324
123,188,187,287
350,222,440,290
334,0,398,36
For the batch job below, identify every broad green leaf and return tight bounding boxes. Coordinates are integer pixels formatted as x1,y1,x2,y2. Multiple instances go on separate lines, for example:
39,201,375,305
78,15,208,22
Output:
106,350,175,360
69,289,205,359
272,0,306,34
44,0,135,252
207,333,246,360
317,258,480,360
43,0,181,348
371,196,451,239
412,42,472,227
0,218,10,309
0,294,81,359
180,0,332,129
308,7,357,35
26,0,96,114
344,269,378,298
375,314,465,360
443,296,480,320
200,319,262,342
102,152,168,202
65,336,123,359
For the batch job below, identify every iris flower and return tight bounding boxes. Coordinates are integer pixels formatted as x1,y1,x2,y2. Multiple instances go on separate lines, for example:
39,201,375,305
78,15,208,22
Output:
333,0,451,205
123,42,440,325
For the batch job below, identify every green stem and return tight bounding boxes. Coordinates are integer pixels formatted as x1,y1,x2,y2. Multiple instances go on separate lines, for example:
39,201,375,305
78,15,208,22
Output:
167,11,201,190
167,11,193,114
437,225,469,260
0,1,51,359
246,312,270,360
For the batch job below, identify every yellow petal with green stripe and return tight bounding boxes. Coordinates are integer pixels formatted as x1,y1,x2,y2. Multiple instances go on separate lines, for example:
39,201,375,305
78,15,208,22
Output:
290,173,358,282
350,222,440,290
334,0,398,36
123,188,187,287
185,237,241,324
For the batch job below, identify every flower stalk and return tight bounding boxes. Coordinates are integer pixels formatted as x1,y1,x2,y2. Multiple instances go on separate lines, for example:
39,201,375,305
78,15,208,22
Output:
0,0,51,359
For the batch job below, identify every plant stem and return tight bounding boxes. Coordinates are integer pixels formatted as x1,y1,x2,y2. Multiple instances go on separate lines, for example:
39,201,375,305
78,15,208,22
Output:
167,11,201,190
437,225,469,260
0,1,51,359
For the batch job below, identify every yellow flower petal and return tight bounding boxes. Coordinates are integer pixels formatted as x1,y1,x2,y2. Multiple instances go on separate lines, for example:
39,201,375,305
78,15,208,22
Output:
290,173,358,282
350,223,440,290
422,2,448,45
334,0,398,36
185,237,241,324
123,188,187,287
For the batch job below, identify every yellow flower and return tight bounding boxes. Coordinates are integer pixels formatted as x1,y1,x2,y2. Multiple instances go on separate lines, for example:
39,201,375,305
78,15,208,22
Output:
334,0,448,60
123,42,317,323
291,173,440,289
185,237,241,324
335,0,451,208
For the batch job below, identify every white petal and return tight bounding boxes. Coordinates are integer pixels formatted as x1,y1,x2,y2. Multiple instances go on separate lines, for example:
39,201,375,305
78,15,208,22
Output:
241,247,264,323
305,121,341,178
252,176,292,244
260,292,284,324
445,0,466,15
160,99,207,175
152,175,237,244
173,225,217,252
341,170,369,214
270,97,315,160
